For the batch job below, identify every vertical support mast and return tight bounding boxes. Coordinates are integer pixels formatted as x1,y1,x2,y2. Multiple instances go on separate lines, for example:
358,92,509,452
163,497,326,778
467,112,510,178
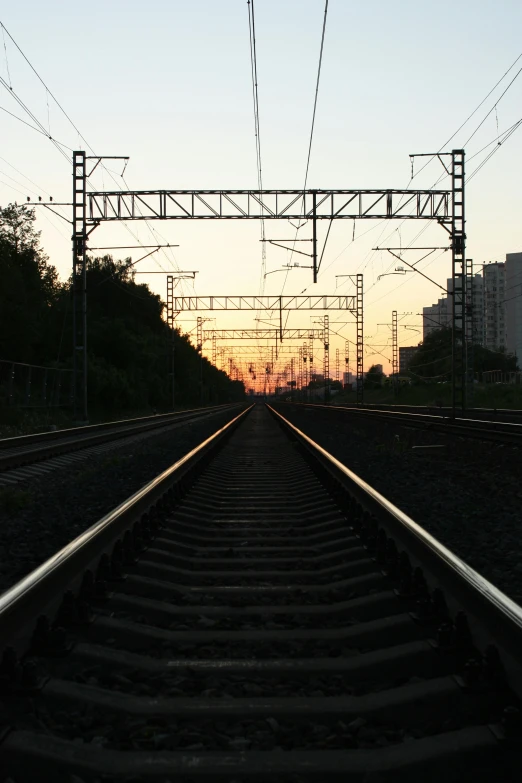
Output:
451,149,466,416
465,257,474,407
312,191,317,283
335,347,340,383
197,316,203,404
345,340,350,386
298,346,303,397
72,151,88,421
356,273,364,406
167,275,175,409
323,314,329,403
392,310,398,393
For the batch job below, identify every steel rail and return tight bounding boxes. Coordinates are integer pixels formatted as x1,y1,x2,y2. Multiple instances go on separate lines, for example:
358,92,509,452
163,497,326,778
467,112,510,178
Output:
324,402,522,422
0,403,243,472
274,402,522,444
267,403,522,696
0,404,253,651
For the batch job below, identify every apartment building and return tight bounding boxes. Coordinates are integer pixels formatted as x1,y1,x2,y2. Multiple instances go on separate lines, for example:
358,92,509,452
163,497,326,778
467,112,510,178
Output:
483,262,506,351
422,296,450,340
506,252,522,362
399,346,418,374
422,272,484,345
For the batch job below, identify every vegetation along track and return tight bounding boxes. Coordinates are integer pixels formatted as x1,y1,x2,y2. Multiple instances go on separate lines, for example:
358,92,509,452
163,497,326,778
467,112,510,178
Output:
0,403,521,782
0,404,241,486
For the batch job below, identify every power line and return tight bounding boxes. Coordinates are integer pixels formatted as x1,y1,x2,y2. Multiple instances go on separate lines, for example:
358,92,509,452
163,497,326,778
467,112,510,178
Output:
1,22,182,283
279,0,329,333
0,104,74,150
302,0,329,194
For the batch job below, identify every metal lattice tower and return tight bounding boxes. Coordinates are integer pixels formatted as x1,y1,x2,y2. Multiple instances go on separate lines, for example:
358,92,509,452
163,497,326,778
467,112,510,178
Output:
345,340,350,384
335,348,340,383
323,315,330,403
196,317,203,353
356,274,364,405
303,343,304,397
451,150,466,415
212,334,217,366
72,151,87,421
465,257,474,406
166,276,175,408
392,310,398,392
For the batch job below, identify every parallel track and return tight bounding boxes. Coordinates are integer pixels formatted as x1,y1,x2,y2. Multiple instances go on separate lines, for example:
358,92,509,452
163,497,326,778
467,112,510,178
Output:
0,403,520,782
276,401,522,445
0,404,242,486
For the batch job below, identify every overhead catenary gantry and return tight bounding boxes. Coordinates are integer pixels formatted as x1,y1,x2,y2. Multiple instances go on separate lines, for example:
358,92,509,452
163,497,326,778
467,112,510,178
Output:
68,150,463,419
172,284,363,403
201,329,325,341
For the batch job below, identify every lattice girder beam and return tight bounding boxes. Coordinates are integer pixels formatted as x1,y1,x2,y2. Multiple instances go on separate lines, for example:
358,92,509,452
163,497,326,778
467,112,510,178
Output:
87,189,451,222
201,329,324,340
174,296,356,311
217,346,303,355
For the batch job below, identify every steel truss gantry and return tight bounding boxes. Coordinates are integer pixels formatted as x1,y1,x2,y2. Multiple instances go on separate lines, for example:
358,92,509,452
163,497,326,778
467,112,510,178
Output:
173,277,363,401
69,151,458,418
219,346,302,355
201,328,324,341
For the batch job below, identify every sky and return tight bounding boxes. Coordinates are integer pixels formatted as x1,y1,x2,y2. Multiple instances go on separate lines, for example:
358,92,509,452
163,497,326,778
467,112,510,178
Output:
1,0,522,387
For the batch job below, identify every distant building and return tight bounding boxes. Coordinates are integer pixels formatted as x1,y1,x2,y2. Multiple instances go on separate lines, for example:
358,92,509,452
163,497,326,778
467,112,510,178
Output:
422,296,450,340
483,262,506,351
399,346,418,374
506,252,522,363
422,272,484,345
342,371,355,386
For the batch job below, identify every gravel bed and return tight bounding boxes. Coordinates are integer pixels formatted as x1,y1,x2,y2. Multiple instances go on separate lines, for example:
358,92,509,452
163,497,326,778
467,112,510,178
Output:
138,639,365,659
109,609,370,631
70,667,378,698
140,586,371,607
25,703,472,752
275,405,522,602
0,407,244,595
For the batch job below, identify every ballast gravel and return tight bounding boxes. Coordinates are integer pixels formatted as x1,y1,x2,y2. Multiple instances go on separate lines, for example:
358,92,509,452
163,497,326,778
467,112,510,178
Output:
0,407,244,595
274,404,522,603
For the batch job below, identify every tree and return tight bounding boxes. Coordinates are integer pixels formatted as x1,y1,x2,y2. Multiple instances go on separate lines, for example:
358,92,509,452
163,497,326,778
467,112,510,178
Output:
408,327,518,382
364,364,384,389
0,203,61,363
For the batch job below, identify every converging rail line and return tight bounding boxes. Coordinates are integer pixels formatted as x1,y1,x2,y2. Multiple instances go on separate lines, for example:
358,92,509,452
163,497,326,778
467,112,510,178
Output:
0,404,242,486
0,404,520,782
276,401,522,445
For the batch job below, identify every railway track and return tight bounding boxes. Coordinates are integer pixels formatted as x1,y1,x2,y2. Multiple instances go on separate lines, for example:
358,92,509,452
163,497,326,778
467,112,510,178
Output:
0,403,520,782
277,401,522,445
0,404,241,486
328,403,522,424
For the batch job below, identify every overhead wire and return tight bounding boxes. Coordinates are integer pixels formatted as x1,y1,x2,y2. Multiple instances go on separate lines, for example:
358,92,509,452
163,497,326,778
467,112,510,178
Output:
246,0,268,371
1,21,182,284
279,0,329,346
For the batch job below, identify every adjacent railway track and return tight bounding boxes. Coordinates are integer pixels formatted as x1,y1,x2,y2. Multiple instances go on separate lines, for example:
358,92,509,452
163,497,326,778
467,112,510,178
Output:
277,401,522,445
0,403,520,782
330,403,522,424
0,404,242,485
